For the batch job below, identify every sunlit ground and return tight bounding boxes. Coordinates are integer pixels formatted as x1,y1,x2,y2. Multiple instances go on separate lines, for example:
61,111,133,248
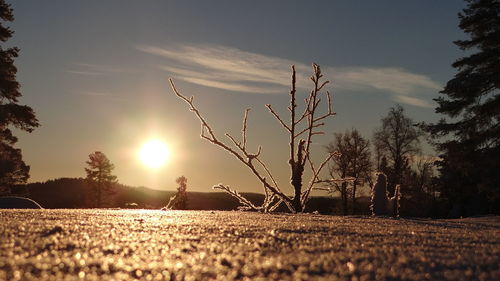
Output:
0,209,498,280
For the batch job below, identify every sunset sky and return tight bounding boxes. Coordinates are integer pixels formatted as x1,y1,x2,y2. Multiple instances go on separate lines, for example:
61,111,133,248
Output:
10,1,466,193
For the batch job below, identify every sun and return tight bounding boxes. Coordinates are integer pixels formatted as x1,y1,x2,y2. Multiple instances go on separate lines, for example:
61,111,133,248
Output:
139,139,170,168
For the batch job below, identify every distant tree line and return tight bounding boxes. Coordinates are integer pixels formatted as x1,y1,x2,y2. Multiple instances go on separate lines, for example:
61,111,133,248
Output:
319,0,500,217
316,104,441,217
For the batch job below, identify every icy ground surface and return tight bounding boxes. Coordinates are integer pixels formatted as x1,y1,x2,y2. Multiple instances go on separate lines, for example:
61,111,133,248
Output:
0,210,498,281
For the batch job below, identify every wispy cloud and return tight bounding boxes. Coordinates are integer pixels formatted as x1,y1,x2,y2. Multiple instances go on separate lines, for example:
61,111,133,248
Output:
64,62,132,76
137,44,442,107
80,91,113,97
139,45,299,94
329,67,441,95
395,95,434,108
78,91,127,102
64,70,104,76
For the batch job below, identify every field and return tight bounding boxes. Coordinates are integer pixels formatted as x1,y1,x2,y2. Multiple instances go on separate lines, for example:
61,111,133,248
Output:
1,210,499,280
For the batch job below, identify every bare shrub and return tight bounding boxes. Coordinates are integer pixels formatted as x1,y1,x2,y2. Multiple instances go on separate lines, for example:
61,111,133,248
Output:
169,64,337,213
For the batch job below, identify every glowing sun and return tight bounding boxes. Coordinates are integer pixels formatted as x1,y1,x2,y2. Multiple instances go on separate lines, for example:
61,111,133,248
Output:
139,139,170,168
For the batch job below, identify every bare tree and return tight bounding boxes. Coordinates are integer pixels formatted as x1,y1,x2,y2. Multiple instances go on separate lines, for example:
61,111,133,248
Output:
373,105,422,193
412,155,437,194
349,132,372,213
320,129,372,215
324,132,351,215
169,64,337,213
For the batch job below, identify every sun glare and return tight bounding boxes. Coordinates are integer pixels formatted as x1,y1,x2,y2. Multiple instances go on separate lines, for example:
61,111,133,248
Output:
139,139,170,168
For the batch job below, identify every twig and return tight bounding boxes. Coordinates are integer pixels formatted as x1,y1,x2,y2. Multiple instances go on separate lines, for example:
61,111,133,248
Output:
213,184,260,211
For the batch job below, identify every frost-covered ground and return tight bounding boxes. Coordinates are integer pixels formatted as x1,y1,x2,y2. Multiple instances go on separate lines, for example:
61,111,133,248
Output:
0,210,498,281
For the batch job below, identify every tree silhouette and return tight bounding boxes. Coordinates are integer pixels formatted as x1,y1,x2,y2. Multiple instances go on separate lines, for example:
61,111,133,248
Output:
0,0,39,191
85,151,117,208
422,0,500,216
373,105,422,193
170,64,337,213
163,176,188,210
323,129,372,215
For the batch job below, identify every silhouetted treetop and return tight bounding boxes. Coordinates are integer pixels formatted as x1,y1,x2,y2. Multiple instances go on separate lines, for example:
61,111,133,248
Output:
422,0,500,216
0,0,39,187
374,105,422,192
85,151,117,207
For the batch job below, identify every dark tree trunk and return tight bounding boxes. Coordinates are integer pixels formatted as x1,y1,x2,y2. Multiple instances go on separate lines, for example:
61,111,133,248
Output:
97,181,102,208
291,166,303,213
341,182,348,215
352,181,357,215
291,140,306,213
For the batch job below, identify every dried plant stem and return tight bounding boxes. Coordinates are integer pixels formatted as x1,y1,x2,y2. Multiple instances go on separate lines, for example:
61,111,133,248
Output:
266,64,336,212
169,63,337,213
169,79,292,212
301,151,339,205
212,184,260,211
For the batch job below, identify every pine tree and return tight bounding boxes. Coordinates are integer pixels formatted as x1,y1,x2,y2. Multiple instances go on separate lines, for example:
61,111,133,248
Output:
0,0,39,189
163,176,188,210
85,151,117,208
423,0,500,215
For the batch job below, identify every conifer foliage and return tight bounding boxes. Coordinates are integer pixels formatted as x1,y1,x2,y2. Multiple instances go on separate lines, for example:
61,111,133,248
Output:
85,151,117,208
0,0,39,188
423,0,500,215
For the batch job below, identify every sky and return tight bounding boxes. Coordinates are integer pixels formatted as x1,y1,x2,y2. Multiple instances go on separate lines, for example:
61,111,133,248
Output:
8,1,467,194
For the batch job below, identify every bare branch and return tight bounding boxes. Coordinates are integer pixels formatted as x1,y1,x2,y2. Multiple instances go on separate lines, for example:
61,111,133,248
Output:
242,108,251,149
326,91,334,114
170,79,290,205
314,177,356,184
213,184,260,211
296,110,310,124
312,186,334,193
294,122,326,138
301,151,339,206
170,79,218,141
225,133,240,147
298,96,313,122
318,80,330,91
301,64,324,167
268,196,284,212
311,132,325,136
256,157,281,192
266,104,291,132
288,64,298,171
170,62,336,213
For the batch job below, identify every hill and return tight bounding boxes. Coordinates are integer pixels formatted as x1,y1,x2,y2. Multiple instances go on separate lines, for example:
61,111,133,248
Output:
6,178,364,213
